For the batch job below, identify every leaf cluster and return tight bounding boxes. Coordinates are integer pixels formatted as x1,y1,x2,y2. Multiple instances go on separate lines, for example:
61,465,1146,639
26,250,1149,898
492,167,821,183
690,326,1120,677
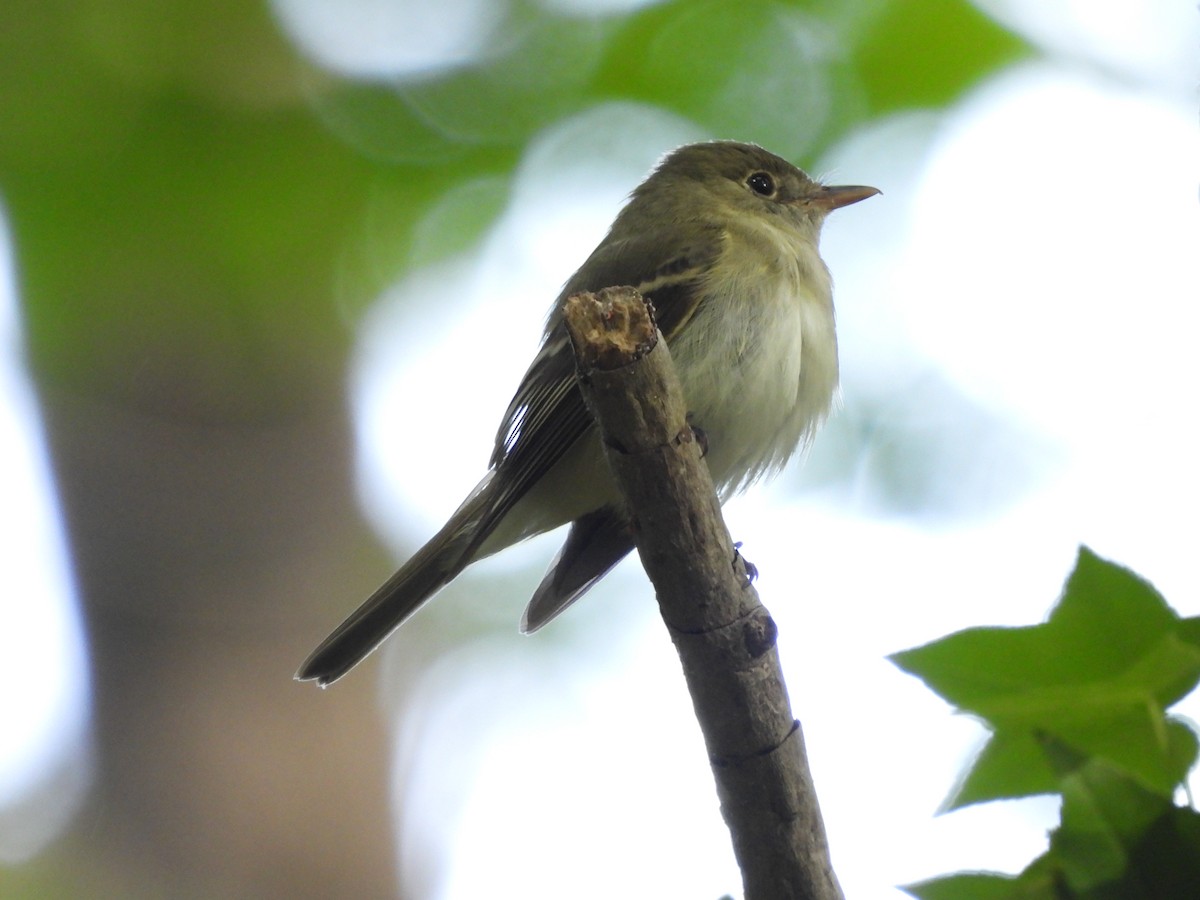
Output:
894,548,1200,898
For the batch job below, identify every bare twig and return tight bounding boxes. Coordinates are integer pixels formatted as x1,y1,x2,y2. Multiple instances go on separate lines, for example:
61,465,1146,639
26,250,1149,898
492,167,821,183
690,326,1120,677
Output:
564,286,843,900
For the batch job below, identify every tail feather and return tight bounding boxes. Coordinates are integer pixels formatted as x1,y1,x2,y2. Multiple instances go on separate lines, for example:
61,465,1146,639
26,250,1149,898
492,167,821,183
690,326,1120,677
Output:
296,482,492,686
520,507,634,634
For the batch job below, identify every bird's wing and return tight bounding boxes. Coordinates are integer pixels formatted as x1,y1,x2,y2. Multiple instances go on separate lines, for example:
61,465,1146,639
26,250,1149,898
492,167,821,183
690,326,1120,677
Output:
472,228,724,552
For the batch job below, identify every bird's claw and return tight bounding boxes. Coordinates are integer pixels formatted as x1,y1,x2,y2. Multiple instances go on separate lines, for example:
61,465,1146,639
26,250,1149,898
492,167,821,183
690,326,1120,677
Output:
733,541,758,586
685,413,709,458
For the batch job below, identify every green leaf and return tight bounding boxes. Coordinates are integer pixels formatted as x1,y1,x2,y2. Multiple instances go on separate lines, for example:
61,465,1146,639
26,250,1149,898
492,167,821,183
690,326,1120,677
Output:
944,731,1057,810
892,550,1197,710
1121,806,1200,897
1175,614,1200,650
902,870,1058,900
1050,547,1186,693
1045,745,1174,892
892,548,1200,797
948,718,1197,811
923,798,1200,899
1049,715,1198,798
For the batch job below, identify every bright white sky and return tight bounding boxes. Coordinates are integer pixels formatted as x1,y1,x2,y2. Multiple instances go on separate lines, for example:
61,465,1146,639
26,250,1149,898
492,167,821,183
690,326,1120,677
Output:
1,0,1197,894
0,217,91,862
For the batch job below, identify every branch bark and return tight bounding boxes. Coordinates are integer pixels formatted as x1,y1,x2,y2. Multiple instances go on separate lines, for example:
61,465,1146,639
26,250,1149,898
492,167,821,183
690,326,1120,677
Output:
563,286,843,900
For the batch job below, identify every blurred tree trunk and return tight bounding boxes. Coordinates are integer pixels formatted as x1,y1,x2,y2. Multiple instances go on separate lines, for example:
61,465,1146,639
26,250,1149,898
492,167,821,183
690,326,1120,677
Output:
0,4,428,893
41,382,404,898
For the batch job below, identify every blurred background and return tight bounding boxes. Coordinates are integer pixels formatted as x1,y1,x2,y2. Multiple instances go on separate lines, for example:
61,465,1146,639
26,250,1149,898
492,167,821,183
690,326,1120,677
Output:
1,0,1197,897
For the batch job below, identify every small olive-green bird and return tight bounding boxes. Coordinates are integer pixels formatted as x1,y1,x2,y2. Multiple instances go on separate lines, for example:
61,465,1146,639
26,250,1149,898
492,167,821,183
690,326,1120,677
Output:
298,141,878,685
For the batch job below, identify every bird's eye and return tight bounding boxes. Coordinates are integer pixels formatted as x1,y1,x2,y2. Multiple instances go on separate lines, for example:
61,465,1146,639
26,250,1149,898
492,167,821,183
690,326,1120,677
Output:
746,171,776,197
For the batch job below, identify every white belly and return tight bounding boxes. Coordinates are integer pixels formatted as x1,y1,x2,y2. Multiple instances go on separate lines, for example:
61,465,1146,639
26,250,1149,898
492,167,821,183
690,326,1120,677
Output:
669,234,839,496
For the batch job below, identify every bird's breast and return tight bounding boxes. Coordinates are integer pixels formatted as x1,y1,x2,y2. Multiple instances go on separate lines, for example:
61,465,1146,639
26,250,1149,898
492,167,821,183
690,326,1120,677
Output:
668,230,839,495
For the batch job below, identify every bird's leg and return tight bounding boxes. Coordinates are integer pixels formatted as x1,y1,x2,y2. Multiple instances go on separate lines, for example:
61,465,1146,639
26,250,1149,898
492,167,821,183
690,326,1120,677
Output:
733,541,758,586
684,412,709,458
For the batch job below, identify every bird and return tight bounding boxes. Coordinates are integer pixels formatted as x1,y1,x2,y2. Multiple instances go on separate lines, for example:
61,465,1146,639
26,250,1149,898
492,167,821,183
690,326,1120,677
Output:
298,141,878,686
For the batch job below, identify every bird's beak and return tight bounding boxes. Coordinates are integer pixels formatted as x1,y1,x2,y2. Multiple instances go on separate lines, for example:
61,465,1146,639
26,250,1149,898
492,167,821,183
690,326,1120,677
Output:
807,184,881,211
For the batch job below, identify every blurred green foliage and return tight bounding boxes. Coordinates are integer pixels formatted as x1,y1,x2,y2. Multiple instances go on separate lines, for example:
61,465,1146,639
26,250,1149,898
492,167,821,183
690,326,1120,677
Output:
852,0,1029,111
0,0,1027,415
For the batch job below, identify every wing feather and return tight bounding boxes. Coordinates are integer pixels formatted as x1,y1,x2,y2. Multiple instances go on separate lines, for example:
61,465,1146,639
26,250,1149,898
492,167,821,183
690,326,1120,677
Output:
473,228,724,551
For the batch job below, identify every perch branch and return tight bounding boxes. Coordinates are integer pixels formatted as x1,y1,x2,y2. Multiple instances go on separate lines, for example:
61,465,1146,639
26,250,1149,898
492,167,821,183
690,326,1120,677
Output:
563,286,843,900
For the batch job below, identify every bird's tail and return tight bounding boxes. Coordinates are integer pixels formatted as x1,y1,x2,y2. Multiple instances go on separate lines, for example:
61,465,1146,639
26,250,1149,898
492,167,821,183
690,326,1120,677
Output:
296,479,495,686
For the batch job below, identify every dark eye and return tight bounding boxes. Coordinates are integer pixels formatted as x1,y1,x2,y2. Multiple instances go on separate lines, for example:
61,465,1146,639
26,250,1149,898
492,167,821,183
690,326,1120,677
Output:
746,171,776,197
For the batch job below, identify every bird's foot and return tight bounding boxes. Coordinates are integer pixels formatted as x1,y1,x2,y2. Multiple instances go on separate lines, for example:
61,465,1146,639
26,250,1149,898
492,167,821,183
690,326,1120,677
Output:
733,541,758,586
685,413,709,457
